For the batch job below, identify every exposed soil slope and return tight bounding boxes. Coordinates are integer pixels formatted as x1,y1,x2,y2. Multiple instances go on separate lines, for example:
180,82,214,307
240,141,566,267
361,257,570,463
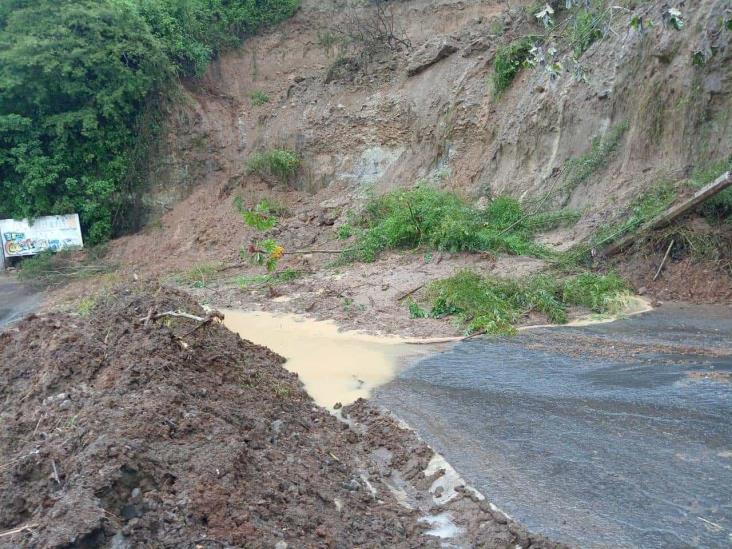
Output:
0,286,563,548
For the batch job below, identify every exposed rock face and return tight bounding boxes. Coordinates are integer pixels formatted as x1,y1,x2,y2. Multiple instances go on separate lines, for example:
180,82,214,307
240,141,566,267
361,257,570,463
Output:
142,0,731,241
406,36,460,76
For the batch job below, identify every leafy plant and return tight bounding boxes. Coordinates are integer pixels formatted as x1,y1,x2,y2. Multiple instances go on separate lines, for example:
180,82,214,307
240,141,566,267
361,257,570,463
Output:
569,3,607,57
420,270,630,335
234,197,286,230
341,186,560,263
492,36,537,97
336,224,353,240
245,238,285,272
245,149,301,183
249,90,270,106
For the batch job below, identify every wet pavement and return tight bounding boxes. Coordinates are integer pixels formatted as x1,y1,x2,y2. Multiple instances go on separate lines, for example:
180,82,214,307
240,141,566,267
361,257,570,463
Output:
373,304,732,548
0,274,40,330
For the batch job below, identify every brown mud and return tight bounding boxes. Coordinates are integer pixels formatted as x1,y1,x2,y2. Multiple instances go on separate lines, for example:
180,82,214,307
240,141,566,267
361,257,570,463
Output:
0,285,565,548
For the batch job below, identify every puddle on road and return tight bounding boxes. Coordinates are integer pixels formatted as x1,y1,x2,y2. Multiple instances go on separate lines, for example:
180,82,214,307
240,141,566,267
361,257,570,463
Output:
223,310,436,408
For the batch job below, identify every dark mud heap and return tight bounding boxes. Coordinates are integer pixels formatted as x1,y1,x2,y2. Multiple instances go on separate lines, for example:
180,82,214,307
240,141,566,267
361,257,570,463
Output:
0,287,563,548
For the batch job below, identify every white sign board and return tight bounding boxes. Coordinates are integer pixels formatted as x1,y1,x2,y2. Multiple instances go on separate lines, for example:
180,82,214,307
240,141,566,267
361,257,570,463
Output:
1,214,84,258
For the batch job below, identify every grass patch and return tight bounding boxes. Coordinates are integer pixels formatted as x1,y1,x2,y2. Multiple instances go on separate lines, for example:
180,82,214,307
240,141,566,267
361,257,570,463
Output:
17,248,113,288
687,156,732,221
341,186,577,263
234,267,302,288
561,122,628,197
174,262,222,288
558,181,678,268
418,269,630,335
249,90,270,106
492,36,537,97
245,149,301,184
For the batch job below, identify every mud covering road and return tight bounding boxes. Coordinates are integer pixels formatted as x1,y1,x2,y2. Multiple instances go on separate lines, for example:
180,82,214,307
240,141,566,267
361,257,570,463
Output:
373,304,732,548
0,285,564,548
0,274,40,330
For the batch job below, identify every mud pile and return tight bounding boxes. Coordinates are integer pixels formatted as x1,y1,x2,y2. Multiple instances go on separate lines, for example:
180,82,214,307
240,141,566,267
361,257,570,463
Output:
0,287,429,547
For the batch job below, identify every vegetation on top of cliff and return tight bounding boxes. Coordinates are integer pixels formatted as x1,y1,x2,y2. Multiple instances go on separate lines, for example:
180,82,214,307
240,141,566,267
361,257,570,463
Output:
409,269,630,335
0,0,299,244
341,186,577,263
492,36,537,96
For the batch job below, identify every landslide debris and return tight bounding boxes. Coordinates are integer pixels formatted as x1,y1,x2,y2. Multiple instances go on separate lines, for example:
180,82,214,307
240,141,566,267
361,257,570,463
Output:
0,286,428,548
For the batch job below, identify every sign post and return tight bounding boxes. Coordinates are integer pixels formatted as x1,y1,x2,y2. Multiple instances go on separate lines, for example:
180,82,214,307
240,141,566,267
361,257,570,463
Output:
0,214,84,262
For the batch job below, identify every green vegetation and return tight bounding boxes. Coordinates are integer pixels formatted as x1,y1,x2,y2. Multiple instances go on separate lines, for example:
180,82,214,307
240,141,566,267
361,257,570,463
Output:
416,269,629,335
175,262,223,288
492,36,536,96
568,2,608,57
342,186,576,263
17,249,113,288
245,149,301,184
336,224,353,240
0,0,299,245
234,267,301,288
561,122,628,196
249,90,271,106
688,157,732,221
234,197,287,230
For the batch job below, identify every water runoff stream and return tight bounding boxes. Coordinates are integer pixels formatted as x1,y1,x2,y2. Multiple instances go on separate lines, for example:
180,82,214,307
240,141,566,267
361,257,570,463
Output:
225,304,731,548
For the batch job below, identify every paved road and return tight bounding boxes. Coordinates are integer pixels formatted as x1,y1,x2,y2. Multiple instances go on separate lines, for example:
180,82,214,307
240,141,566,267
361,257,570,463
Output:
0,274,40,329
374,304,732,548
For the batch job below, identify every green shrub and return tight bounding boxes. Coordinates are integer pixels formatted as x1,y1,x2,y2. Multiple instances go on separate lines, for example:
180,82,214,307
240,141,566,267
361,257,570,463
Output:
249,90,270,106
245,149,301,183
341,186,556,263
234,197,287,230
421,270,630,335
492,36,536,96
569,3,607,57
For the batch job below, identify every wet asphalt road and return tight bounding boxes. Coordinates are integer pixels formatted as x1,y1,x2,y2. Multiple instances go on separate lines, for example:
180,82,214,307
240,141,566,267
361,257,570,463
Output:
374,304,732,548
0,274,40,330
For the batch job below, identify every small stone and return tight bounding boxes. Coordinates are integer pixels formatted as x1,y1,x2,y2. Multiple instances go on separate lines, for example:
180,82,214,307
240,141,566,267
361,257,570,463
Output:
271,420,284,434
131,488,142,499
58,400,72,410
333,402,342,410
275,542,288,549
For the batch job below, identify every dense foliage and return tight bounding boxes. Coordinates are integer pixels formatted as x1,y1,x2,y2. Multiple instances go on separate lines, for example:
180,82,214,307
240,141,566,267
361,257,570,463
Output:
414,269,629,335
0,0,299,243
342,186,577,262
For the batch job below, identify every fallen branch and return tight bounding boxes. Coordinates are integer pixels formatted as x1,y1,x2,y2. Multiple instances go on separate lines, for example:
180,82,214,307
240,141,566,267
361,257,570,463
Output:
0,524,37,538
602,171,731,257
653,239,674,281
396,284,425,302
141,311,207,323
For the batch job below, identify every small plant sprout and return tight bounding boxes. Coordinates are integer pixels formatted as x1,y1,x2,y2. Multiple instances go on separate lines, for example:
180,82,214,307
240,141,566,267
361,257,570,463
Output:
535,4,555,29
664,8,684,30
234,198,280,230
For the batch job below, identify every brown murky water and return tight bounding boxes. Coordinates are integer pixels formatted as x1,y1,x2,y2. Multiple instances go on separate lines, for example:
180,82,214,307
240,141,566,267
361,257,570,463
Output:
223,310,437,409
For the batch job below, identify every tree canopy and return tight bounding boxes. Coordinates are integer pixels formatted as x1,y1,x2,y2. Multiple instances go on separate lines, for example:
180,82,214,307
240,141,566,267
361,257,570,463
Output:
0,0,299,243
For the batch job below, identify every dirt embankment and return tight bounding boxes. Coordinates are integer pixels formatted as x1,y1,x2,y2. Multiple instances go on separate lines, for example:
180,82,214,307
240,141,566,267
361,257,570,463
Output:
0,286,565,548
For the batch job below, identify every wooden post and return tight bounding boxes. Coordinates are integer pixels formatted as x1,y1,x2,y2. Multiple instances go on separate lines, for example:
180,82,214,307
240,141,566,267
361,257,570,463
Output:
602,171,731,257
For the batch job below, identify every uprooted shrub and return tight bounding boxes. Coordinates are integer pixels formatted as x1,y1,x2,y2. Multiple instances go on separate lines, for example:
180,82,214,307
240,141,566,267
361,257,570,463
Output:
341,186,577,263
413,269,630,335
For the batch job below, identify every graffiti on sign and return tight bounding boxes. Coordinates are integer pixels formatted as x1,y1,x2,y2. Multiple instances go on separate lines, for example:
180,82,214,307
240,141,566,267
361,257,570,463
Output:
0,215,84,258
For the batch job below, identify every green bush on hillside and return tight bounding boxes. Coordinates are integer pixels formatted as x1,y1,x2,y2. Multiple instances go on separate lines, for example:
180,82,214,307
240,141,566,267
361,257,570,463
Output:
492,36,536,96
245,149,301,183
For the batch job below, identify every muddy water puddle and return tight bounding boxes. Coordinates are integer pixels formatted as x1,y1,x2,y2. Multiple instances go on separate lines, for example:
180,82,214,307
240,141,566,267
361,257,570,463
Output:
223,309,441,408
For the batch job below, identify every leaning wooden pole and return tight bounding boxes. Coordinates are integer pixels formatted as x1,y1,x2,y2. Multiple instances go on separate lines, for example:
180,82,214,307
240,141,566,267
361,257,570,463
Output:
602,171,731,257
